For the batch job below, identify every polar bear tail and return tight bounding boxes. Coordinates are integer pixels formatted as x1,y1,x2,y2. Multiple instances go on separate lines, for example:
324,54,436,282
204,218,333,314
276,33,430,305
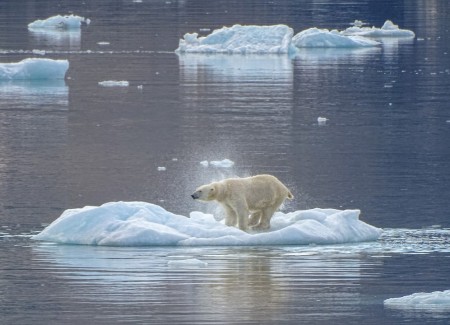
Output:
287,191,294,200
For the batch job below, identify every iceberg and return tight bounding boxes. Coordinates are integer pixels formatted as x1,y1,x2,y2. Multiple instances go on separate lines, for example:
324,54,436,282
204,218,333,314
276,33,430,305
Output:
31,201,383,246
342,20,415,38
28,14,90,31
0,58,69,80
292,28,380,48
176,24,295,54
384,290,450,311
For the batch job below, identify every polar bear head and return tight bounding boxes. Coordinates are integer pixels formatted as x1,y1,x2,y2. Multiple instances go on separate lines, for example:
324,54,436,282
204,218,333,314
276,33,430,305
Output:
191,183,217,201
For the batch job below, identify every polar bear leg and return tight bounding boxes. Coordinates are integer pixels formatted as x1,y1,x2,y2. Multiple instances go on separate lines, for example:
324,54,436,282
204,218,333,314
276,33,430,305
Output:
233,200,249,231
222,203,237,227
248,211,262,227
254,206,278,230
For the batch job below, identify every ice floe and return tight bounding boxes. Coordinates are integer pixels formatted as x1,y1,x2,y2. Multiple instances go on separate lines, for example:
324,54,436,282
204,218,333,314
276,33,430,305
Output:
384,290,450,311
31,201,382,246
176,24,295,54
28,14,90,31
293,28,380,48
342,20,415,38
177,20,414,54
0,58,69,80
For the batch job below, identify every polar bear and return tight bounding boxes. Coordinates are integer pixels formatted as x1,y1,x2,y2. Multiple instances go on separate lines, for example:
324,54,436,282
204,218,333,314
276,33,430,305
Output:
191,174,293,231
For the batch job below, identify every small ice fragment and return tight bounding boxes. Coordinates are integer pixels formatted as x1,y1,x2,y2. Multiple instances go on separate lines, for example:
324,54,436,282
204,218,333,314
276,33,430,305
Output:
172,158,178,161
199,28,211,32
209,159,235,168
97,41,110,46
157,166,166,171
32,49,46,56
98,80,129,87
137,85,143,90
317,117,328,125
200,160,209,167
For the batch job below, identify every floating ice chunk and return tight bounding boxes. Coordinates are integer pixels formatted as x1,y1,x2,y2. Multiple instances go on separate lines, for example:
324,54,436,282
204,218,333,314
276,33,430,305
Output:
200,159,234,168
351,20,368,28
168,258,208,268
157,166,166,171
317,117,328,125
31,201,382,246
384,290,450,311
342,20,415,38
97,41,110,46
0,58,69,80
209,159,235,168
293,28,380,48
176,24,295,54
32,49,46,56
98,80,129,87
28,15,90,31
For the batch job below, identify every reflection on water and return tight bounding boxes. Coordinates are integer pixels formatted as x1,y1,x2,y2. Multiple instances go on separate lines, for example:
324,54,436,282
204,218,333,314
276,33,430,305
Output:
0,80,68,109
28,30,82,50
31,243,377,323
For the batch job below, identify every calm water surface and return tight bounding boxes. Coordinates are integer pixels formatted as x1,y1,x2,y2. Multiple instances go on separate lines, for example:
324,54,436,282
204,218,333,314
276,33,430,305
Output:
1,0,450,324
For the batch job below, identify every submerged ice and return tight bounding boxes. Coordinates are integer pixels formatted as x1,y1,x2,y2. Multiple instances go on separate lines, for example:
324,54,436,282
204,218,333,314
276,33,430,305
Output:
0,58,69,80
177,20,414,53
32,201,382,246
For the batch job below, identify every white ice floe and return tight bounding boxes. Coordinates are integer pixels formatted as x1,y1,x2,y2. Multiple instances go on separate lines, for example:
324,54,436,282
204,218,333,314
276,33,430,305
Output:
0,58,69,80
342,20,415,38
28,15,90,31
31,201,382,246
384,290,450,311
176,21,413,54
176,24,295,54
293,28,380,48
98,80,129,87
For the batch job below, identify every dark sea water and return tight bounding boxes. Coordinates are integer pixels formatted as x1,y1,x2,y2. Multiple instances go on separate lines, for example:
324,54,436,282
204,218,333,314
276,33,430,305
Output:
1,0,450,324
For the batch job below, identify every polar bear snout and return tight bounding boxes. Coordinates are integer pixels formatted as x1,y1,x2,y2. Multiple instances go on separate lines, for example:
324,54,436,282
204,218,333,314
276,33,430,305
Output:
191,192,200,200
